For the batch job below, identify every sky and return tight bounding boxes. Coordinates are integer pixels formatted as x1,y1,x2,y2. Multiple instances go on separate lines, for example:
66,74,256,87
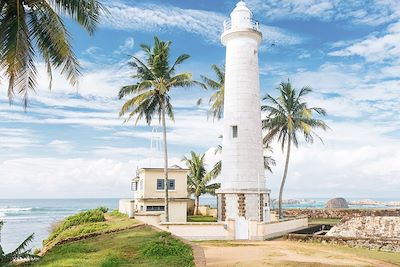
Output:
1,0,400,199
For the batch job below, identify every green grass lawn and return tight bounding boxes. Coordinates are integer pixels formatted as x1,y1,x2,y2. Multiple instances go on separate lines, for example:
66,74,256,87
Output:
187,215,217,222
28,226,193,267
43,210,139,250
22,208,194,267
308,218,342,225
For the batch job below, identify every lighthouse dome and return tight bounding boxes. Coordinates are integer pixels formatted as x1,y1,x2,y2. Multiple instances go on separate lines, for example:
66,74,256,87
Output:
230,1,253,29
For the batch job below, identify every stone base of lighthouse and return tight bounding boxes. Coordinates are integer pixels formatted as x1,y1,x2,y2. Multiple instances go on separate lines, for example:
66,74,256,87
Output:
217,190,270,222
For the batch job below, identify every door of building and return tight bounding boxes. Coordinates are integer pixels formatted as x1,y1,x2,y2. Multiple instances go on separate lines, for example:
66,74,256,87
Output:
235,217,249,240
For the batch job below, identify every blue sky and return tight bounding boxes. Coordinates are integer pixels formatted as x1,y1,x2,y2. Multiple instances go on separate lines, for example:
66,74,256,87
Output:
1,0,400,199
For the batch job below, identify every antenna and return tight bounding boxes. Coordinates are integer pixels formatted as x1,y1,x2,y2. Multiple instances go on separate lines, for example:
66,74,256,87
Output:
149,127,161,167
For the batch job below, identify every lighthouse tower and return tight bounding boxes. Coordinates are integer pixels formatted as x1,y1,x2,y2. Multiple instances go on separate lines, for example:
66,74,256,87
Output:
217,1,270,223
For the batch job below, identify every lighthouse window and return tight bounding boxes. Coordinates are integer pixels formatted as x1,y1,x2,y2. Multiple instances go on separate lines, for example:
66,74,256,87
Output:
232,125,238,138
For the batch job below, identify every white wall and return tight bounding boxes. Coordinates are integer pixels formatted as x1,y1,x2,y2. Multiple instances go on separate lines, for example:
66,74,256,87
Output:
253,217,308,240
159,221,235,241
118,199,135,217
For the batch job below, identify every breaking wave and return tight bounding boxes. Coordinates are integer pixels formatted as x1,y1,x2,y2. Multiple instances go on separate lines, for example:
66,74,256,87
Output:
0,207,33,213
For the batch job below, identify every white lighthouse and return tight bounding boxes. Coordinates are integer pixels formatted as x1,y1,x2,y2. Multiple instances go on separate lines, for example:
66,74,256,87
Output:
217,1,270,223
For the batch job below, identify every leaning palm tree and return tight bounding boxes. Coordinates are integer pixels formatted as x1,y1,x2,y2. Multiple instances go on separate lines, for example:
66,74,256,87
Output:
198,64,224,120
262,80,329,219
0,0,105,107
119,37,200,222
0,221,37,265
182,151,220,215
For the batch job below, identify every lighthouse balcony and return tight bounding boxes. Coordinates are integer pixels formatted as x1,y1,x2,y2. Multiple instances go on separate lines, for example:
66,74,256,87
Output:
223,19,260,32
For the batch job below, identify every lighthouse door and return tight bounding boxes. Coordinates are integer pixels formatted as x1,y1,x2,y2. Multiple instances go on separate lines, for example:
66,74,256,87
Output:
235,217,249,240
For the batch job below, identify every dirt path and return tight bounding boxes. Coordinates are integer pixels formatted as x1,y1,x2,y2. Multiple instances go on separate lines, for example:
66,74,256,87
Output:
201,240,398,267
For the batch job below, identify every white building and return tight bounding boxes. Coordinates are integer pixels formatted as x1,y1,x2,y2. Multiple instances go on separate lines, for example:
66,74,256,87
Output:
217,1,270,223
119,166,190,222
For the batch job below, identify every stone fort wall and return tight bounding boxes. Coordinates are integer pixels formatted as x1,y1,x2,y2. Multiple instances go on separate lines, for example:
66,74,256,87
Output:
282,209,400,219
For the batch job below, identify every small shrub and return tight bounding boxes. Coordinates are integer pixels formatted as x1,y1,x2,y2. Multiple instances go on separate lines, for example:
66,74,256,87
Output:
98,206,109,213
44,207,107,244
108,210,127,218
142,232,193,260
100,253,123,267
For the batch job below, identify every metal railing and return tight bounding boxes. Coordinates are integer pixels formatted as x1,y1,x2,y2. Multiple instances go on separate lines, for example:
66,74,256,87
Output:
223,19,260,32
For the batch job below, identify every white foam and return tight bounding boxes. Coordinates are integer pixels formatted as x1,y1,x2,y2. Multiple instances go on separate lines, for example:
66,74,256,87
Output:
0,207,32,213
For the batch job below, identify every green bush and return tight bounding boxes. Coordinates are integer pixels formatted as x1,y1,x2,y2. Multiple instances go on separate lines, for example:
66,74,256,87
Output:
142,232,193,263
98,206,109,213
108,210,127,218
44,207,107,244
100,253,123,267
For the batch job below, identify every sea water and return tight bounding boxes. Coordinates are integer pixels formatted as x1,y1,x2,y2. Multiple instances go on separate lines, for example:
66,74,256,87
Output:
0,199,118,252
1,197,399,253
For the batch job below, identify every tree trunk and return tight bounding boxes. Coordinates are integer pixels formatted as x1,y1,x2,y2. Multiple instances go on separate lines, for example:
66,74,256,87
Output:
161,103,169,222
278,136,291,220
195,195,200,215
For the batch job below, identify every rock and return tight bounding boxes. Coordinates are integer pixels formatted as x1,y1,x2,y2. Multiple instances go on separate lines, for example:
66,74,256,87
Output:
326,216,400,239
325,198,349,209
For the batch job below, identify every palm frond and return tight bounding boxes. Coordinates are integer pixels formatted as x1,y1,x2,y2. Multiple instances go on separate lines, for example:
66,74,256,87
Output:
50,0,106,35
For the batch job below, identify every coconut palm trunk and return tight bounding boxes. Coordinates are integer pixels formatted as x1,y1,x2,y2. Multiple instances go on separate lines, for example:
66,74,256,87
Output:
195,195,200,215
278,136,291,219
161,102,170,222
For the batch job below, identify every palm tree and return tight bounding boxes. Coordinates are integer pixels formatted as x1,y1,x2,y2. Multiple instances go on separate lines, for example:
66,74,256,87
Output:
119,37,200,222
0,221,37,265
0,0,105,107
182,151,220,215
198,64,224,120
262,80,329,219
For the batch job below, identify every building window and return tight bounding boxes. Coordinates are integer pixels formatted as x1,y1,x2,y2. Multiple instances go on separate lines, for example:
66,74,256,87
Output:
156,179,164,190
168,179,175,190
146,206,165,211
156,179,175,190
232,125,238,138
131,181,138,191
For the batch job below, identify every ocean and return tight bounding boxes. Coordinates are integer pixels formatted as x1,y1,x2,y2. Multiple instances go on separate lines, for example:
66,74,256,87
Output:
0,199,118,253
1,197,399,253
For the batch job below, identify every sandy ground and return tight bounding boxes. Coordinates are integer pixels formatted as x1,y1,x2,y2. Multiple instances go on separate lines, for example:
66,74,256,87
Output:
201,240,398,267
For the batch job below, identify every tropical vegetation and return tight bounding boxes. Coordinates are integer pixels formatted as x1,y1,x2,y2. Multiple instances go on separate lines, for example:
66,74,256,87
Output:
0,0,105,107
119,37,200,222
30,215,193,267
199,64,225,120
262,80,328,219
44,207,108,245
0,221,37,266
182,151,220,215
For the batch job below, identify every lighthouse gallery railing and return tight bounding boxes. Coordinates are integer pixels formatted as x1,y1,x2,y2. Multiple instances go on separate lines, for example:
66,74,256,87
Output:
223,19,260,32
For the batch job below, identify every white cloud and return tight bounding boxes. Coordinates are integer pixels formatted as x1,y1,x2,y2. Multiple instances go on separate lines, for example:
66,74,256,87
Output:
102,2,301,45
114,37,135,55
113,110,222,148
0,127,39,150
267,121,400,198
291,63,362,93
48,140,74,152
0,156,184,198
247,0,400,26
329,22,400,62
